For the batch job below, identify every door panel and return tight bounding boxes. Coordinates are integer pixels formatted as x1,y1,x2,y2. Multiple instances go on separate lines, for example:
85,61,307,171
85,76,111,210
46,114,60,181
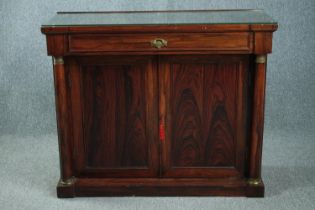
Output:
68,56,159,177
160,55,248,178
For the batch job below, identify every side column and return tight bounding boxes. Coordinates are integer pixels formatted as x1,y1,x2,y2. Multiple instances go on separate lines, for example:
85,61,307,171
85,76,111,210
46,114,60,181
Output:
247,54,267,197
53,57,76,198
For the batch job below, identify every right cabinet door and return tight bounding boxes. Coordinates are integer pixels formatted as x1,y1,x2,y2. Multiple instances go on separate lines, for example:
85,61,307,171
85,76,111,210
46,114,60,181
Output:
160,55,249,178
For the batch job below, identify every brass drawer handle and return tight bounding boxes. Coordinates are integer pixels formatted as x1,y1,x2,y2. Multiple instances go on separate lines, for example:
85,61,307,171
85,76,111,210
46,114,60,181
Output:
151,38,167,49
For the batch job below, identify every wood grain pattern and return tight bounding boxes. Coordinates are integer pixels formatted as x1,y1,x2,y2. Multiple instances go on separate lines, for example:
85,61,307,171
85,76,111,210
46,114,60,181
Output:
161,55,248,178
171,63,204,167
86,66,146,167
68,56,159,177
203,63,237,167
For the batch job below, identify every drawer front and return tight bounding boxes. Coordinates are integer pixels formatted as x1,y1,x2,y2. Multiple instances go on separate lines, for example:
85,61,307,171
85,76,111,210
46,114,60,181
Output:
68,33,252,53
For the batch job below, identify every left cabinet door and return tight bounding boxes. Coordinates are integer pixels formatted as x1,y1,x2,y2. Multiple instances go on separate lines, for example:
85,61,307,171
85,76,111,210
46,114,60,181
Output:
66,56,159,178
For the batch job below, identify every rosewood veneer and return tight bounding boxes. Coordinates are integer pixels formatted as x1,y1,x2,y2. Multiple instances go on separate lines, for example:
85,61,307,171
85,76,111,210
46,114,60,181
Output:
41,9,278,198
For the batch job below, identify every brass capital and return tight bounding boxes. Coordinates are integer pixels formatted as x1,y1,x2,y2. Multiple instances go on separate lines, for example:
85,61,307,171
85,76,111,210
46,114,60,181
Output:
255,55,267,64
59,177,76,186
53,57,64,65
247,178,262,186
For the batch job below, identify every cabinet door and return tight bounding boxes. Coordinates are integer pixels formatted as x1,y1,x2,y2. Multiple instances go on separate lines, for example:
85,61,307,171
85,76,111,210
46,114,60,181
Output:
159,55,249,178
67,56,159,178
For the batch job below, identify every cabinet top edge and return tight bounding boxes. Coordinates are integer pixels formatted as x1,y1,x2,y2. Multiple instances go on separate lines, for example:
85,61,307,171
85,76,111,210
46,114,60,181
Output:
41,9,278,32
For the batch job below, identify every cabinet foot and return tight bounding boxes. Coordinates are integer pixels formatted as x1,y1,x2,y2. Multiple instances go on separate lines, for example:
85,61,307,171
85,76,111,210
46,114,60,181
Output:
246,178,265,197
57,177,76,198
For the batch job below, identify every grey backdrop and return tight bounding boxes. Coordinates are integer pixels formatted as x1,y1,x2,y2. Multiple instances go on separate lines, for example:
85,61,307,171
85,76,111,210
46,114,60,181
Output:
0,0,314,136
0,1,315,210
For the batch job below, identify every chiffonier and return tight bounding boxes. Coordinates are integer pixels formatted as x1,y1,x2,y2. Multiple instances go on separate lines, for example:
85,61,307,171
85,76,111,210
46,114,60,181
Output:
41,10,277,198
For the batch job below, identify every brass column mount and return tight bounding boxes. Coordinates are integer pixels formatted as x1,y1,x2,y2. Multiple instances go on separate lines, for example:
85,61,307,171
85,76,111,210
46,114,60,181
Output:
247,178,262,186
255,55,267,64
59,177,76,186
53,56,64,65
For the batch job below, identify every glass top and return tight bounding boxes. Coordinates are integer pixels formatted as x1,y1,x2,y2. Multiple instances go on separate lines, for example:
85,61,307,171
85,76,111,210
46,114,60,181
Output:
42,10,276,27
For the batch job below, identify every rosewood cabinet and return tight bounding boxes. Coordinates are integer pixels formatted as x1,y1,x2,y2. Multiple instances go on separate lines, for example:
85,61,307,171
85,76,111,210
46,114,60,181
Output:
41,10,277,197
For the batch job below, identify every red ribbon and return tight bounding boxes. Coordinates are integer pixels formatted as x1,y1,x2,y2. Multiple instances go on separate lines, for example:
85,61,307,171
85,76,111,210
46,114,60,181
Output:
159,123,165,141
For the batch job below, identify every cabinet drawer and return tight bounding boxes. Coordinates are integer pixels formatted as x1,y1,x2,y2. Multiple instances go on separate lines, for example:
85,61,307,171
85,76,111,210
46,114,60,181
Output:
68,33,252,53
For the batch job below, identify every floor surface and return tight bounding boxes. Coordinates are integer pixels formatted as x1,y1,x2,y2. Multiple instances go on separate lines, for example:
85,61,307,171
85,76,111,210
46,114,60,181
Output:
0,130,314,210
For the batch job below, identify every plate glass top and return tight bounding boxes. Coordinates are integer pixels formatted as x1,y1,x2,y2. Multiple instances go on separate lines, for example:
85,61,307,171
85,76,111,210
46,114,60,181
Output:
42,10,276,27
